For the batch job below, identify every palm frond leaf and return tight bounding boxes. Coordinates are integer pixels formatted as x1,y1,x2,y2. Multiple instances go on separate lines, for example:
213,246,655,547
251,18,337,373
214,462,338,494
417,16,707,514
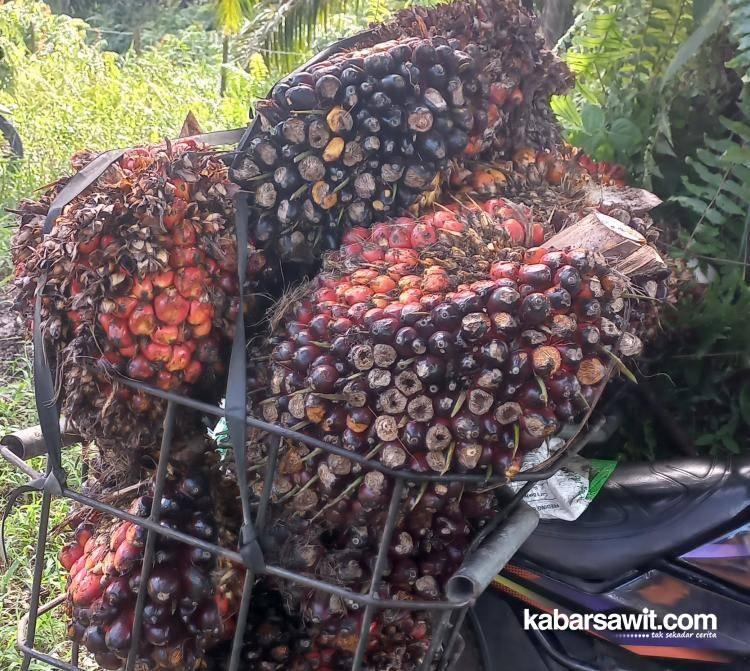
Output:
233,0,366,72
216,0,254,35
674,93,750,263
728,0,750,78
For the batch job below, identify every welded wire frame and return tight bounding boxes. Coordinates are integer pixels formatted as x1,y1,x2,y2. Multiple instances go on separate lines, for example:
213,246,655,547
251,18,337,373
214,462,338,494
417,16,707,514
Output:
7,202,619,671
4,377,603,671
5,196,617,671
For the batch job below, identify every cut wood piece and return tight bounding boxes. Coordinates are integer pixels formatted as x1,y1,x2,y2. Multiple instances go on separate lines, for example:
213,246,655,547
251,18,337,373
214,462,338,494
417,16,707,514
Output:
614,244,669,279
584,185,663,218
547,212,646,260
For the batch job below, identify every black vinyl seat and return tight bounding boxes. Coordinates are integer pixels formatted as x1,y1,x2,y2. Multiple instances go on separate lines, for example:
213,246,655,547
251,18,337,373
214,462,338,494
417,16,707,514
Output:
518,456,750,582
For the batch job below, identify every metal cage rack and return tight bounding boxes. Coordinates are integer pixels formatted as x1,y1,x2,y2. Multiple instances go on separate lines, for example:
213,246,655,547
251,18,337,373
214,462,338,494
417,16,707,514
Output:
1,220,605,671
2,373,601,671
1,34,616,667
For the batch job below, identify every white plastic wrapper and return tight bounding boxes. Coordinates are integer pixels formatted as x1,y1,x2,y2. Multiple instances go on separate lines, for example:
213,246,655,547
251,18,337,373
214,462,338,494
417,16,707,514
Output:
509,438,592,521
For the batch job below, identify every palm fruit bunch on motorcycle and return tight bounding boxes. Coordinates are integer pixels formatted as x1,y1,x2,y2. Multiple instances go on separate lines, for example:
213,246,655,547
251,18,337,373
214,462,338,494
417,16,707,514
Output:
236,432,500,671
58,440,242,670
211,572,432,671
256,209,639,483
230,0,571,265
238,188,668,666
451,145,633,233
10,139,263,461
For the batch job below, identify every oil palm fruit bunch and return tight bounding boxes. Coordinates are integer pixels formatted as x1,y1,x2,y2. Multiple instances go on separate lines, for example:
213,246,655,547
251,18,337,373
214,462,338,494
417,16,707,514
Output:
449,147,665,283
210,581,318,670
230,0,571,266
256,212,638,482
450,148,591,200
213,573,430,671
58,441,241,670
576,153,628,188
11,139,257,459
373,0,572,155
241,204,662,667
450,147,629,219
239,430,500,669
453,148,669,340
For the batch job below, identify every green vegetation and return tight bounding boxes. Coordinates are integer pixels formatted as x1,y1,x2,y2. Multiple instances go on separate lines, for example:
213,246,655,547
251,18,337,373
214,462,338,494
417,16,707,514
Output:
0,2,261,667
0,1,265,231
553,0,750,457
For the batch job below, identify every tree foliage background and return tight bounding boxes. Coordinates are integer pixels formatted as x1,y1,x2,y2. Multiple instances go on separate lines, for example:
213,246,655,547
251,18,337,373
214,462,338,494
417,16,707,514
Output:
550,0,750,458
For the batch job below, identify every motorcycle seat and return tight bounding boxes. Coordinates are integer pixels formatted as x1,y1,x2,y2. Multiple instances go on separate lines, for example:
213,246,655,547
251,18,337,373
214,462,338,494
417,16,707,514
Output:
518,456,750,582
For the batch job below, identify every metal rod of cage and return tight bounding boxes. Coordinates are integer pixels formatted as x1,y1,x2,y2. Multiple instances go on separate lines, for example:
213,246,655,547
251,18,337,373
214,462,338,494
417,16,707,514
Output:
20,484,53,671
125,401,177,671
350,477,407,670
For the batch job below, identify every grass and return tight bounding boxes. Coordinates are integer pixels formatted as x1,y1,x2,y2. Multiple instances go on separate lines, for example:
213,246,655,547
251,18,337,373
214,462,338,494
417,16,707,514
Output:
0,348,87,670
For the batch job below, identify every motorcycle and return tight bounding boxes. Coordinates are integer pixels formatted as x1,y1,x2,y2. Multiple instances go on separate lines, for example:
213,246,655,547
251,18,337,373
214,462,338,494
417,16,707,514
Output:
460,454,750,670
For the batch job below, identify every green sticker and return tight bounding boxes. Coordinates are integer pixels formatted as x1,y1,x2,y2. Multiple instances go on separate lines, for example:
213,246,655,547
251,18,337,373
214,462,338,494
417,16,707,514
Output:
586,459,618,500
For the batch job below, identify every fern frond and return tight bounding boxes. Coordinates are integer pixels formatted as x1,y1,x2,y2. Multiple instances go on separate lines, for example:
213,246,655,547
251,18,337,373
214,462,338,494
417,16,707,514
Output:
675,92,750,262
728,0,750,77
660,0,728,89
553,0,697,176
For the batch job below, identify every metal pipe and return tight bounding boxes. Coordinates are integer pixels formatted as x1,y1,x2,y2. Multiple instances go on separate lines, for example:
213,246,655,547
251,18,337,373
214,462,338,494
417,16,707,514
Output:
1,419,78,461
255,433,281,532
18,645,81,671
0,445,41,479
446,502,538,603
437,606,469,671
70,640,79,668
